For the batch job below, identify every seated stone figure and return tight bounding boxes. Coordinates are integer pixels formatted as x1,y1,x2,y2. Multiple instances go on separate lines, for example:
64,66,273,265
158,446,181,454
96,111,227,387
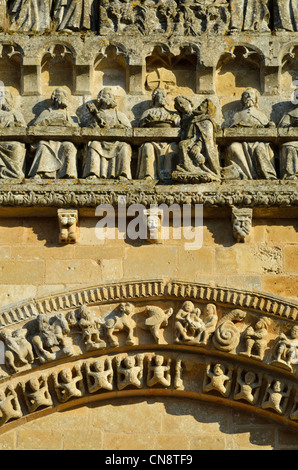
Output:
0,89,26,179
223,88,277,180
28,87,78,179
83,87,132,180
278,102,298,180
173,95,221,182
136,87,180,182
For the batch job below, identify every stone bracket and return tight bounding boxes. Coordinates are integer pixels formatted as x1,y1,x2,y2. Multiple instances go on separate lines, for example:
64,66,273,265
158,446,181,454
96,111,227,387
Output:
231,207,253,243
57,208,78,244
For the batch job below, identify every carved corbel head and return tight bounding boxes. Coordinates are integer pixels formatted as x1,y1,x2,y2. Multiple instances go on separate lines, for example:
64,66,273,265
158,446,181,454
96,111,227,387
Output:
231,207,252,243
57,208,78,244
143,208,163,244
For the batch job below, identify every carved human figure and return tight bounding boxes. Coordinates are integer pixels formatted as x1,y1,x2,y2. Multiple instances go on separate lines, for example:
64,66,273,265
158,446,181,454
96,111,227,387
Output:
116,354,144,390
53,365,84,402
136,87,180,182
1,328,34,374
0,385,22,425
261,378,290,415
223,88,277,180
234,369,263,404
105,302,136,348
83,87,132,180
278,102,298,180
137,0,160,34
199,303,218,345
58,208,78,244
203,363,233,397
229,0,270,33
156,0,177,34
240,317,270,360
0,88,26,179
232,207,253,243
52,0,93,32
85,357,114,393
272,325,298,371
175,301,204,344
173,96,221,182
28,87,78,179
77,304,106,351
290,391,298,421
175,0,202,36
32,313,73,364
8,0,52,32
21,374,53,413
147,354,171,388
274,0,298,32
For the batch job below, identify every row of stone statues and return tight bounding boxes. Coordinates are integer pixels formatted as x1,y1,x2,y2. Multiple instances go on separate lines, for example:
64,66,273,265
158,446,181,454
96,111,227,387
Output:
0,86,297,181
1,355,297,426
1,301,298,377
3,0,298,34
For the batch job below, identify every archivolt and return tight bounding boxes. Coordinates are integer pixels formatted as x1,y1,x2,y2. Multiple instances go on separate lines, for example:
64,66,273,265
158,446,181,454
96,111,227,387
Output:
0,278,297,433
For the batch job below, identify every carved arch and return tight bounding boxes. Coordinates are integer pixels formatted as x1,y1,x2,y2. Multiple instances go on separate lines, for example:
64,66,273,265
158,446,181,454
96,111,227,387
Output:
0,279,297,433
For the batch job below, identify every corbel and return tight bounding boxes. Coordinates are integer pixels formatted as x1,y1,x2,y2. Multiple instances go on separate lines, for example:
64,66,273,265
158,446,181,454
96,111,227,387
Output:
57,208,78,244
231,207,253,243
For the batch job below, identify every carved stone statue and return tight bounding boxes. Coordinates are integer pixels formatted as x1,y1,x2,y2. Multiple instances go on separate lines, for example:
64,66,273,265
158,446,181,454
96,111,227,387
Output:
8,0,52,32
136,87,180,182
234,369,263,405
261,378,290,415
58,208,78,244
147,354,171,388
175,301,204,344
203,363,233,397
83,87,132,180
199,303,218,345
232,207,253,243
0,89,26,179
28,87,78,179
240,317,270,360
138,305,173,343
77,304,106,351
274,0,298,32
105,302,136,348
116,354,144,390
85,357,114,393
32,313,73,364
0,385,22,425
52,0,93,32
21,374,53,413
271,325,298,371
229,0,270,33
278,103,298,180
173,96,221,183
1,328,34,374
223,88,277,180
53,365,84,402
213,309,247,353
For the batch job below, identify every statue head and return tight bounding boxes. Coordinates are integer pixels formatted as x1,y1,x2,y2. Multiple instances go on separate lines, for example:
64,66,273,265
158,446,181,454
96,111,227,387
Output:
232,207,253,243
51,87,68,109
174,95,193,115
97,87,117,109
0,89,14,112
241,88,259,109
152,87,167,107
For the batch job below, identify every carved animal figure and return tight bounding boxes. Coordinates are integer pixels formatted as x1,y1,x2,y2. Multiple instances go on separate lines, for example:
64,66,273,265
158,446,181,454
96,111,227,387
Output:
105,302,136,347
213,309,247,352
139,306,174,343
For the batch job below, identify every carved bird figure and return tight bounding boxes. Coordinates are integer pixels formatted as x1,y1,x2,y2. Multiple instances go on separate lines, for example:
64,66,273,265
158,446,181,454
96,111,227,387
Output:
142,306,174,343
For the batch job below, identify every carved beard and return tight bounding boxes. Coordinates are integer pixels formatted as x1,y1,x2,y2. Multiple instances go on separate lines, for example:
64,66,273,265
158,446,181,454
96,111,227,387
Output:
53,97,68,109
98,97,117,109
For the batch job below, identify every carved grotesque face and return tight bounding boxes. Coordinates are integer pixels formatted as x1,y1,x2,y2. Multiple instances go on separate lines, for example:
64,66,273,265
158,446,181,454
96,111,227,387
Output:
214,364,224,375
124,356,135,368
94,360,104,372
97,88,117,109
61,369,72,382
233,216,252,242
245,372,256,384
291,326,298,339
29,378,39,391
155,355,164,366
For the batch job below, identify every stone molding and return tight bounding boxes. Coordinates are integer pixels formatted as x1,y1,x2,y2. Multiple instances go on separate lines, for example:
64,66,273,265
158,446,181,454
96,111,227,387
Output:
0,279,297,431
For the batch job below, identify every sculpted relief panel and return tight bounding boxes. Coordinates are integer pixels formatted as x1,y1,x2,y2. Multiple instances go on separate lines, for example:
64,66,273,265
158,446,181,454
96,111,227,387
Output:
0,279,297,430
